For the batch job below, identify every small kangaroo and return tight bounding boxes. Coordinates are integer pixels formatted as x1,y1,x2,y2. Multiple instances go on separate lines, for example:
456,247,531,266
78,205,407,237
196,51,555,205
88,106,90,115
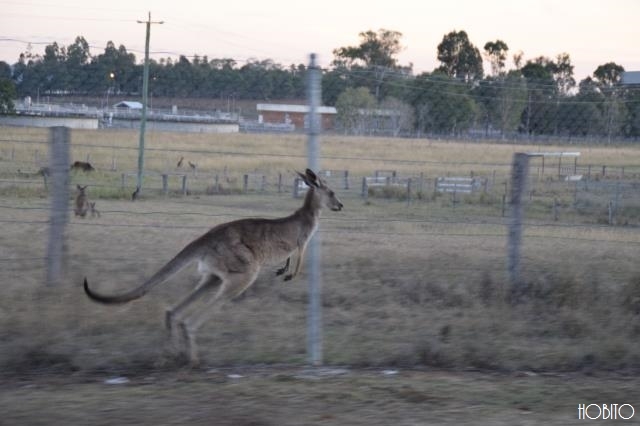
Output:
74,185,90,218
84,169,343,365
89,202,101,218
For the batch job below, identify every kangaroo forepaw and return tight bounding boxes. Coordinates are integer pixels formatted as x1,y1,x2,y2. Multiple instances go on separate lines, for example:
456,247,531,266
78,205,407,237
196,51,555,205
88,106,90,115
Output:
276,267,287,276
284,274,293,282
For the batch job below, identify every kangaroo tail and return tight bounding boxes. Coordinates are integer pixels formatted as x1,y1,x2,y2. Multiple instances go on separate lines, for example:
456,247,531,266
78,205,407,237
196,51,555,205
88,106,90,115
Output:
83,243,199,304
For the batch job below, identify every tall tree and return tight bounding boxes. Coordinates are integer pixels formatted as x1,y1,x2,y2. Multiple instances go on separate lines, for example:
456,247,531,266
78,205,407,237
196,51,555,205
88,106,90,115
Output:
593,62,626,141
484,40,509,76
520,58,555,135
553,53,575,95
436,30,483,81
332,29,407,100
593,62,625,87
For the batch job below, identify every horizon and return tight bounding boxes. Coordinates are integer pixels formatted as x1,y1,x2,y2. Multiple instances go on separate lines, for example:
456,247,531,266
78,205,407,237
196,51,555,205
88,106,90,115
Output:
1,0,640,83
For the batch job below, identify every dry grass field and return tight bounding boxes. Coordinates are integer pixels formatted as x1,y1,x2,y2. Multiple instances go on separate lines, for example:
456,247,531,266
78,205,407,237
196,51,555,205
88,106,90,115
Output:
1,126,640,424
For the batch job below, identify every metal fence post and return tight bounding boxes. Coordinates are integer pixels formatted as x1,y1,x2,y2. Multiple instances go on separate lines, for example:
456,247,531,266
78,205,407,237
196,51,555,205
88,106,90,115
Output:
307,53,322,366
507,152,530,302
46,126,70,286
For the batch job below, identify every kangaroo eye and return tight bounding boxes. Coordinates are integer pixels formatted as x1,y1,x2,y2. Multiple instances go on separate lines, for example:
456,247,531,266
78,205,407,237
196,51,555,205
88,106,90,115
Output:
328,190,335,197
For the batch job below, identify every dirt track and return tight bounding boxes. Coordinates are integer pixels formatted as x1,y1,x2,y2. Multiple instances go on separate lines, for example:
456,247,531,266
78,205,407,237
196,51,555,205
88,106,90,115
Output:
2,367,638,425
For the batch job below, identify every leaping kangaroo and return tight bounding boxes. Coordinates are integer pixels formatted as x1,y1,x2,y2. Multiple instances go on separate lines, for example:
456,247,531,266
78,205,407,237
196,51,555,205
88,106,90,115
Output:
83,169,343,365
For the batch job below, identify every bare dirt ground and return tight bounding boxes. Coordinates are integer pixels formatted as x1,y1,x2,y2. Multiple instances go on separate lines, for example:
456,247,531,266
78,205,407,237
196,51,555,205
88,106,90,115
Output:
3,367,639,425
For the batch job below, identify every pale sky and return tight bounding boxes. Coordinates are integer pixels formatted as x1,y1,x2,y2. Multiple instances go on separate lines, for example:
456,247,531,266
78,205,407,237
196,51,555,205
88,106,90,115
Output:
1,0,639,82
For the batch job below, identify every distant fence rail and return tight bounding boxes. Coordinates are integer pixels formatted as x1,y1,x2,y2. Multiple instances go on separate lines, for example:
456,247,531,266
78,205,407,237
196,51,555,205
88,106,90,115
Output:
435,177,484,194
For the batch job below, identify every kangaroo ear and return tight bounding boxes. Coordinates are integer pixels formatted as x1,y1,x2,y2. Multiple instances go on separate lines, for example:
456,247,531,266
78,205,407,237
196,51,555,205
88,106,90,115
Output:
296,170,308,184
305,169,319,187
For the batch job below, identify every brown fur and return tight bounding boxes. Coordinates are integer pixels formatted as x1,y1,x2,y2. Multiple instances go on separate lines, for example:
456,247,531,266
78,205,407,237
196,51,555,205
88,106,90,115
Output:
74,185,90,217
70,161,95,172
83,169,343,365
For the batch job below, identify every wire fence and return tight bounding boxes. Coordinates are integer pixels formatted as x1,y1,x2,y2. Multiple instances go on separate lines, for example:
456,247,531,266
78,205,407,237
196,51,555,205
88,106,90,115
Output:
2,124,640,372
1,134,639,255
1,135,639,227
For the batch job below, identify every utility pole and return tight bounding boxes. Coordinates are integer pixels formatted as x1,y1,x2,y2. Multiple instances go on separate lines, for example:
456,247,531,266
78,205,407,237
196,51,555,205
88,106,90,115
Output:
135,12,163,197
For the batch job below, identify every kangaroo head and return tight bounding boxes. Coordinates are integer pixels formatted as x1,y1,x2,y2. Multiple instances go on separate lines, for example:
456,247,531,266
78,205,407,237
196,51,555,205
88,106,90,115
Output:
297,169,343,212
77,184,87,193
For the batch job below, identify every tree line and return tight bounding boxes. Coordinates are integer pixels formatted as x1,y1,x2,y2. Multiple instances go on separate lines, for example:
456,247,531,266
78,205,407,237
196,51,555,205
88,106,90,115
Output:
1,30,639,140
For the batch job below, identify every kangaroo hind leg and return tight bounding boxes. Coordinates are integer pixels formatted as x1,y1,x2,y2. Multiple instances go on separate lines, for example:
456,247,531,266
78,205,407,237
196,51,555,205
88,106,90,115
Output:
180,266,260,366
165,273,220,340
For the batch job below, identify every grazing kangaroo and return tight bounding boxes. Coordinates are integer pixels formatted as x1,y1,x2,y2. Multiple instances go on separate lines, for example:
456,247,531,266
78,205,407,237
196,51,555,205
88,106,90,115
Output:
74,185,90,217
83,169,343,365
70,161,95,172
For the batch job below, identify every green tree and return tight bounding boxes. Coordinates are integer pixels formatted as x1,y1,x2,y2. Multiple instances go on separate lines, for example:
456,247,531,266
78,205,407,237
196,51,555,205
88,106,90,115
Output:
335,87,376,135
332,29,407,101
436,30,483,81
553,53,575,95
475,70,527,138
593,62,625,87
0,78,17,113
410,72,478,136
592,62,625,141
483,40,509,76
0,61,11,80
520,58,557,135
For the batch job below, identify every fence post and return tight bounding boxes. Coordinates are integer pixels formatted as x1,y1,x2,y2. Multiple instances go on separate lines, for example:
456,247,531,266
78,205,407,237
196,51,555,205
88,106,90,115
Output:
306,52,323,367
608,200,614,225
361,177,368,199
243,174,249,193
181,175,187,195
162,174,168,194
46,127,70,286
278,173,283,193
406,178,412,207
508,153,530,302
344,170,349,190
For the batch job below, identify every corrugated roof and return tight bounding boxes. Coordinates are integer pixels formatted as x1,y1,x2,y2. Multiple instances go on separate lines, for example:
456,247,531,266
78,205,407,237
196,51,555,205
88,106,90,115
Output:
622,71,640,85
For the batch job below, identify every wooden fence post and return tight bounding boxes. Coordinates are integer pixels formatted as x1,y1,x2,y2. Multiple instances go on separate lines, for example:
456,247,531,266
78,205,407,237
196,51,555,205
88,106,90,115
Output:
293,177,301,198
162,174,168,195
181,175,187,195
46,127,70,286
